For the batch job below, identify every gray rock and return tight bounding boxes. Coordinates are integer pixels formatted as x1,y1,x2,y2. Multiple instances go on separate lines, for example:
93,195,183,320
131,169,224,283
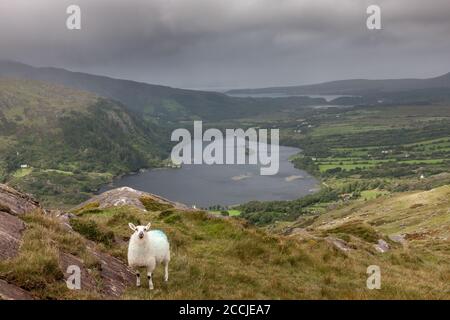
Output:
389,234,407,244
0,184,41,216
374,239,390,253
0,211,25,260
59,246,134,298
73,186,192,212
326,236,352,252
0,279,34,300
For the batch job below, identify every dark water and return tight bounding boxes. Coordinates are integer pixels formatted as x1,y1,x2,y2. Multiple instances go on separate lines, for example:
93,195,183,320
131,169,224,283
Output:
100,143,319,208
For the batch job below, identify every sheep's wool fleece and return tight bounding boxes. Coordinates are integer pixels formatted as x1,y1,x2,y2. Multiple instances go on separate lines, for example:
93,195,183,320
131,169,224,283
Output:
128,230,170,267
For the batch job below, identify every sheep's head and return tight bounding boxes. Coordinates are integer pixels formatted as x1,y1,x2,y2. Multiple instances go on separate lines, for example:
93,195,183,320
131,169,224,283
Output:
129,222,151,240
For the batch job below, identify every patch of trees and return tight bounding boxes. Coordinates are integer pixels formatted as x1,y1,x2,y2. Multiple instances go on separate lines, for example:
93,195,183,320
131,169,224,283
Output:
291,156,320,176
238,188,338,225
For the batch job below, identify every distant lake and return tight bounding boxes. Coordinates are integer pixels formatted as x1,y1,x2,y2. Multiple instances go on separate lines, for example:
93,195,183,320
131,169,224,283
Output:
100,139,319,208
226,93,351,102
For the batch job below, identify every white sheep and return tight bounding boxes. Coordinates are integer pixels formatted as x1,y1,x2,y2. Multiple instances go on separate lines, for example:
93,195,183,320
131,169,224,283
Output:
127,222,170,290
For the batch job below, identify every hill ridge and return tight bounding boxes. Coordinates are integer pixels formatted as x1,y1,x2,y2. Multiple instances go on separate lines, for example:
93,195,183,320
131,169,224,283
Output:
227,71,450,96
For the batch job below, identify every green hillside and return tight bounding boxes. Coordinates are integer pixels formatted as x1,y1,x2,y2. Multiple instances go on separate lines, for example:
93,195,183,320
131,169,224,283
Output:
71,197,450,299
0,79,168,206
0,185,448,299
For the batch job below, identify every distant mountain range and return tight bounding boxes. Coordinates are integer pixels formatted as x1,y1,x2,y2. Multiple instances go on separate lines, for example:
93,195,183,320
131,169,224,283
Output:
3,60,450,123
0,61,324,122
0,60,229,121
227,72,450,96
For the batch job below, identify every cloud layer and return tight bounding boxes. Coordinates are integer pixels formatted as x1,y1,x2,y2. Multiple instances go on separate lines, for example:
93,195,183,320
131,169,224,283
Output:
1,0,450,88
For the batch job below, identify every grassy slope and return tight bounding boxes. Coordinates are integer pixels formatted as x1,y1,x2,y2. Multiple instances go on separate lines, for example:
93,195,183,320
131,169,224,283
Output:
310,185,450,239
0,79,168,207
1,187,448,299
0,211,103,299
58,194,450,299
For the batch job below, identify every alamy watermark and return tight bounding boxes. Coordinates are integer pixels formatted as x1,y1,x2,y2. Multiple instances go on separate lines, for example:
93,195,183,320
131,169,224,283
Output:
171,121,279,175
366,265,381,289
66,5,81,30
66,265,81,290
66,4,381,31
367,5,382,30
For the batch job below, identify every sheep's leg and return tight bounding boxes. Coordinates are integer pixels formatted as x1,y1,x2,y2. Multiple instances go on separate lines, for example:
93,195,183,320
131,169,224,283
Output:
147,259,156,290
147,272,154,290
135,271,141,287
164,252,170,282
164,260,169,282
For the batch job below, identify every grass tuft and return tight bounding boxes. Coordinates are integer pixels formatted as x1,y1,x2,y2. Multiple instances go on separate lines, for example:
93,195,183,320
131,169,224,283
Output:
139,196,173,212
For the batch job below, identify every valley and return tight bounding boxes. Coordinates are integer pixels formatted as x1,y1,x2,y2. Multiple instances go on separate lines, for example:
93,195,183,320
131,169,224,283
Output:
0,62,449,300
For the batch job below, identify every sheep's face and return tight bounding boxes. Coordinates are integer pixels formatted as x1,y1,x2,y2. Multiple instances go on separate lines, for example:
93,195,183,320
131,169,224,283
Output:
129,223,151,240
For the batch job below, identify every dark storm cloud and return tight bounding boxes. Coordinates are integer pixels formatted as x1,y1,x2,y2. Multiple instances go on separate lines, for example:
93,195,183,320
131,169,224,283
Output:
1,0,450,88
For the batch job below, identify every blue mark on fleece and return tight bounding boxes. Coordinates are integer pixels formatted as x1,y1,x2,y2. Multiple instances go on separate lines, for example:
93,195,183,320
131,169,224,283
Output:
151,230,168,240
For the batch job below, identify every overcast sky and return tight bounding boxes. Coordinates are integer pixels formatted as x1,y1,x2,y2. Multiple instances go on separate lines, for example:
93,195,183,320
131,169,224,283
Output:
1,0,450,89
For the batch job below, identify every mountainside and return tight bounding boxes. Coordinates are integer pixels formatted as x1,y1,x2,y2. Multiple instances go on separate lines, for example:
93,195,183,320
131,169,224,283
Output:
227,72,450,96
0,184,448,299
0,61,326,121
0,60,216,120
283,185,450,242
0,79,168,206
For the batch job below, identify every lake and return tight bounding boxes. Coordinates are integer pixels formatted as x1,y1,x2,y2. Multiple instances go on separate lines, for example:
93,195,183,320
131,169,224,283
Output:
100,141,319,208
226,92,351,102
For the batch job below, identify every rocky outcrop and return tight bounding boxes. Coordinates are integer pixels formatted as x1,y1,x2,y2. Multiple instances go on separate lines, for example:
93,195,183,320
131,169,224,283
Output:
0,184,41,216
0,184,134,300
0,184,40,261
0,184,37,300
87,246,134,297
59,248,134,298
74,186,192,211
0,212,25,260
0,279,34,300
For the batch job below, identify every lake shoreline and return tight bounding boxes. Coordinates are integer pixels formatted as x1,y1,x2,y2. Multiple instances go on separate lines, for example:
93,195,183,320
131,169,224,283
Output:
99,144,320,208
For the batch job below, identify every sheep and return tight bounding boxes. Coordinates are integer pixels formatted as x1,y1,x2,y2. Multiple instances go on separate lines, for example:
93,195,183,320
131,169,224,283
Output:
127,222,170,290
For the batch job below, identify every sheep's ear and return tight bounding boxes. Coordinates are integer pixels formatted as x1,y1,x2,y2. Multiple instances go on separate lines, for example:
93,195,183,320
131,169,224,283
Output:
144,223,151,231
128,223,136,231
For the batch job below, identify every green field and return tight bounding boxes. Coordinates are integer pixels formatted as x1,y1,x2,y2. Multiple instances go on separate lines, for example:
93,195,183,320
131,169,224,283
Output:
317,159,446,172
233,104,450,225
209,209,241,216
